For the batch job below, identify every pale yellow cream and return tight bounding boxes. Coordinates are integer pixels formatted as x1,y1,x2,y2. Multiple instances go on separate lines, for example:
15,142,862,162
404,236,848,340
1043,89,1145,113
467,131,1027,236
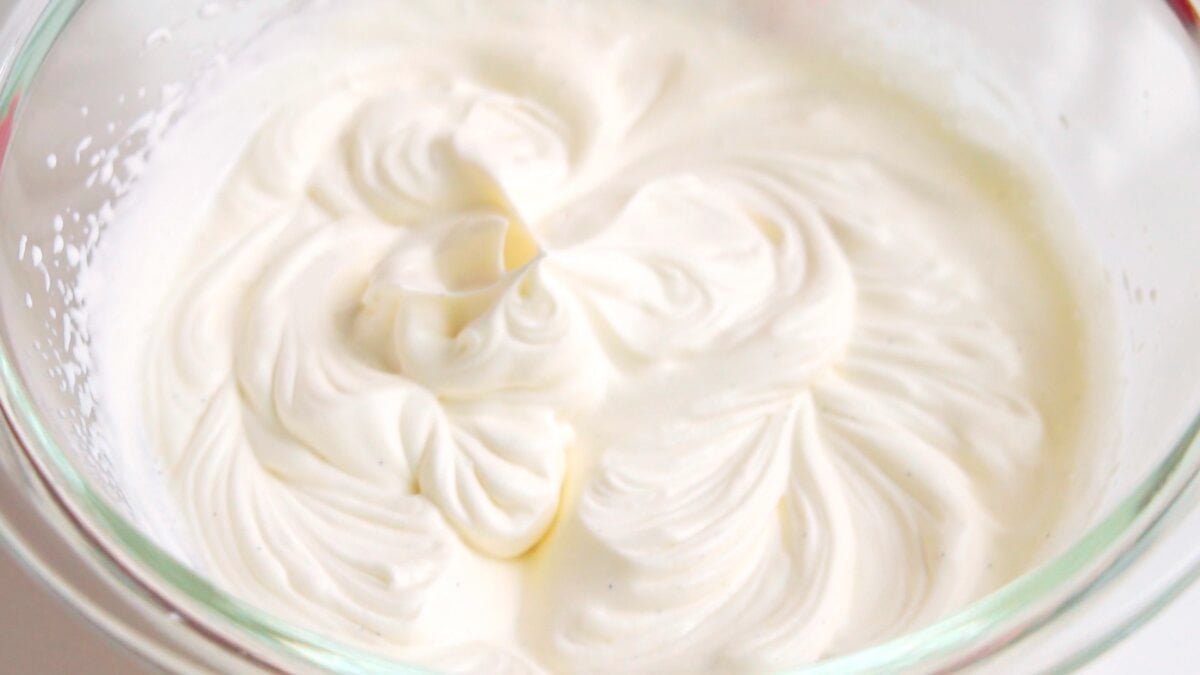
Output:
89,1,1116,672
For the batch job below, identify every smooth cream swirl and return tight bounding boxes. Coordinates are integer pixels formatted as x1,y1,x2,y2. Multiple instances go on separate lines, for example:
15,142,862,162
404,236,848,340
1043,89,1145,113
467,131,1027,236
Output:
110,1,1100,673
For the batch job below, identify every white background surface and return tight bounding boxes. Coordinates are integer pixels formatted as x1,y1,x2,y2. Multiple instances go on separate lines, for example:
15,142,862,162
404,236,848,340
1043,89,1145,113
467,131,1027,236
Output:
0,545,1196,674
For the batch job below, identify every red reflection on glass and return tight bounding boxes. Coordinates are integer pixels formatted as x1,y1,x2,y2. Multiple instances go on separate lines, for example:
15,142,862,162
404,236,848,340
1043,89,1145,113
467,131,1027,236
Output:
0,93,18,171
1168,0,1199,27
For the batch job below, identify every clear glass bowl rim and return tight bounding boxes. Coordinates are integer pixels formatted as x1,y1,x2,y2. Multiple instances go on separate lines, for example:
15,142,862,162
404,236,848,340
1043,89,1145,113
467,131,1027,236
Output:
0,0,1199,673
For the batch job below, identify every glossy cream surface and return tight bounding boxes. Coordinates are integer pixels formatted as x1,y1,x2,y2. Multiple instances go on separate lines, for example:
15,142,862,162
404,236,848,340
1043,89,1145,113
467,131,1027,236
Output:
87,1,1118,672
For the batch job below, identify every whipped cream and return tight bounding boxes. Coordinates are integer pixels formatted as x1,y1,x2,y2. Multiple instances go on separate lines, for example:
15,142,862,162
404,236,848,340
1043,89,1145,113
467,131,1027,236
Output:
87,1,1118,672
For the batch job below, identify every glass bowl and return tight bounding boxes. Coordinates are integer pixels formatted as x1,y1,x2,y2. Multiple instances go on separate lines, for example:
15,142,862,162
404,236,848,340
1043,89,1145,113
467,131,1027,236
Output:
1,0,1199,673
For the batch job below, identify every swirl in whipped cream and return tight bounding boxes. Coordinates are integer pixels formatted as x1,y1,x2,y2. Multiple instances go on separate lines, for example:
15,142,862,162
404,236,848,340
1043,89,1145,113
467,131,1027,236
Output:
91,1,1115,673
